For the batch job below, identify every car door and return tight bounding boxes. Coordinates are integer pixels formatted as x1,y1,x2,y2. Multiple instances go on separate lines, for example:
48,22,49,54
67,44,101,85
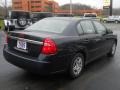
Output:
77,20,103,62
109,16,115,22
92,21,112,54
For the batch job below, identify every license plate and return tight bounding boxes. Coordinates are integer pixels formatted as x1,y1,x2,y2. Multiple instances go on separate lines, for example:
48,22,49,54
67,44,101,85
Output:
17,40,27,50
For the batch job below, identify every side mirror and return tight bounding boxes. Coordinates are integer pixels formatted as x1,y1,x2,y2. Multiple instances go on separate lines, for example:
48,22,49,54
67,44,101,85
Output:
106,29,113,34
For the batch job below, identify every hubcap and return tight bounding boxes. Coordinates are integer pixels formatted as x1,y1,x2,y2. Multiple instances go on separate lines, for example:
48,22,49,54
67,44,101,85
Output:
104,21,106,23
73,57,83,76
19,18,26,26
112,43,116,55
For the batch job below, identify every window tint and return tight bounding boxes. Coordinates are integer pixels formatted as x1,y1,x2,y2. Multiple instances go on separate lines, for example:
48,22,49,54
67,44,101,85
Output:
80,20,95,34
77,23,83,34
26,19,70,34
93,21,106,34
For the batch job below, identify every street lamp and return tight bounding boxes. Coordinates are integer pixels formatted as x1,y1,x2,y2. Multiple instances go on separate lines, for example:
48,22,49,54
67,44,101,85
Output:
109,0,113,16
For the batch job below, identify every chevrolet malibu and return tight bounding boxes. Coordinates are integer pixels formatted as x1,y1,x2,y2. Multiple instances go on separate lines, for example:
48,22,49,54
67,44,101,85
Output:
3,17,117,78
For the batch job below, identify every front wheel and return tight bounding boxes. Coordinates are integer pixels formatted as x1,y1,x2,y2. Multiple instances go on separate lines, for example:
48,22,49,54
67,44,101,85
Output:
103,20,107,23
69,53,84,79
107,42,117,57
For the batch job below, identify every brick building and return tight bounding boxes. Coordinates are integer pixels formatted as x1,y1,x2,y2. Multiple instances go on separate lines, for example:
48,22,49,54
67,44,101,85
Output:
12,0,102,15
12,0,59,12
12,0,29,11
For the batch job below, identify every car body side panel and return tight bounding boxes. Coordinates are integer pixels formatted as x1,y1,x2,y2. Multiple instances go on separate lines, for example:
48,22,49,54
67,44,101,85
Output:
3,18,118,74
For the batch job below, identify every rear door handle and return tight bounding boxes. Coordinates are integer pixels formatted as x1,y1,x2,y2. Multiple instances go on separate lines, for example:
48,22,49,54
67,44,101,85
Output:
83,39,89,43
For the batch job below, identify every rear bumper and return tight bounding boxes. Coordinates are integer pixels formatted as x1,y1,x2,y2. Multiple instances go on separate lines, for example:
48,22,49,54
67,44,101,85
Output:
3,45,53,75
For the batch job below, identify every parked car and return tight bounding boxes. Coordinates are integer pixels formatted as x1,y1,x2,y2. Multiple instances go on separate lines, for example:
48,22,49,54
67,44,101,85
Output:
103,16,120,23
83,13,100,21
83,13,97,18
4,10,32,31
31,12,53,23
3,17,117,79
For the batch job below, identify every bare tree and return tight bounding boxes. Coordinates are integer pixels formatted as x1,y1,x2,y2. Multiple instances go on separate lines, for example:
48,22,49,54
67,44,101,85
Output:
0,0,6,8
0,0,12,18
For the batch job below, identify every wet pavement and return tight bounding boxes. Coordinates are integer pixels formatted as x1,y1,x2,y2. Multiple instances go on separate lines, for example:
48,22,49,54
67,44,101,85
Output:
0,24,120,90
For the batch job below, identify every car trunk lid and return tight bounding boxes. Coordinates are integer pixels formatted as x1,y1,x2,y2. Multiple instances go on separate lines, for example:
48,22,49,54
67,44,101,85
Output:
7,31,59,57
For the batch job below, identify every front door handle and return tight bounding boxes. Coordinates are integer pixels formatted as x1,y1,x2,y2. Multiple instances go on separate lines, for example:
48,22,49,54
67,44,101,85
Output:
83,39,89,43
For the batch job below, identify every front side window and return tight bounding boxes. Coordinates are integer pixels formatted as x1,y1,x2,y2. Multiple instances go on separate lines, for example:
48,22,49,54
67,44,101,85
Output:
93,21,106,34
80,20,95,34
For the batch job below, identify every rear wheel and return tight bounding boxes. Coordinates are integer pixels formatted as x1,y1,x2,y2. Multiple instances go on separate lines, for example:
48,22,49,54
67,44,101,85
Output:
69,53,84,79
115,20,118,24
107,42,117,57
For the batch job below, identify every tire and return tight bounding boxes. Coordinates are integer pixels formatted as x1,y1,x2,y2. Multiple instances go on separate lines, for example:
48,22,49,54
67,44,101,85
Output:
17,17,28,27
103,20,107,23
115,21,118,24
69,53,84,79
107,42,117,57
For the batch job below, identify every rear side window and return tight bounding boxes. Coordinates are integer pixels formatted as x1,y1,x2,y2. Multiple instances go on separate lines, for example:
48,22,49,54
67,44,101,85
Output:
80,20,95,34
77,23,83,34
93,21,106,34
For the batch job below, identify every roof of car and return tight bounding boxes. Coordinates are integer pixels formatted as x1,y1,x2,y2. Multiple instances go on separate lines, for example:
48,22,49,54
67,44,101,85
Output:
46,17,90,22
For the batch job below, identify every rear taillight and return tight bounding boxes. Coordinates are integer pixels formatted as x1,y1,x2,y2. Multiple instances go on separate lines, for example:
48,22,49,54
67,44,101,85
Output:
41,38,57,55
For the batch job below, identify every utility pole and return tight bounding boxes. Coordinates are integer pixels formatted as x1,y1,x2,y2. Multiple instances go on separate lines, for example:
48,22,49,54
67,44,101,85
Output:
109,0,113,16
70,0,72,14
5,0,7,18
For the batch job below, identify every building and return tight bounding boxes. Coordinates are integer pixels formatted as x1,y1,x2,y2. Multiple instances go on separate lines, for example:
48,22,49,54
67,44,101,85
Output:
48,0,59,12
12,0,29,11
12,0,102,16
12,0,59,12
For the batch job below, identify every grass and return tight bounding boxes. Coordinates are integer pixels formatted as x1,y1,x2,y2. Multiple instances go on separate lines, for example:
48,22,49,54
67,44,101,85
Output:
0,19,4,30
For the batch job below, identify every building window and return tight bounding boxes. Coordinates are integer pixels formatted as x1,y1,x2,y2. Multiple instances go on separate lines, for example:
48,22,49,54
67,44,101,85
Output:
31,1,41,3
14,7,22,9
31,6,41,8
13,2,21,4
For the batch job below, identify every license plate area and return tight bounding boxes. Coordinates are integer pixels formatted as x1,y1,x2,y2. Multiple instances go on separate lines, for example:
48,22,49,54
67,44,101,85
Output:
17,40,27,50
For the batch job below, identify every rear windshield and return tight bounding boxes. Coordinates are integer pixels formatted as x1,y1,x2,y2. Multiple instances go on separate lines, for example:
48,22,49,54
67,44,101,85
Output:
26,19,70,33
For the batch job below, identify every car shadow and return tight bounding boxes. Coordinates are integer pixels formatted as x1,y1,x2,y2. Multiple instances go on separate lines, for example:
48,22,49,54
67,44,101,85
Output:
14,55,115,90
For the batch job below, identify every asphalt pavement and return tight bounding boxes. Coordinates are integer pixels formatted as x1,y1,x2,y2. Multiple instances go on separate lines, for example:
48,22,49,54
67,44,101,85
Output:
0,23,120,90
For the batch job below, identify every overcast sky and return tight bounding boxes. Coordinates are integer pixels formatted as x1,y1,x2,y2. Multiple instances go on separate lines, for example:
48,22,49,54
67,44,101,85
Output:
4,0,120,9
55,0,120,8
